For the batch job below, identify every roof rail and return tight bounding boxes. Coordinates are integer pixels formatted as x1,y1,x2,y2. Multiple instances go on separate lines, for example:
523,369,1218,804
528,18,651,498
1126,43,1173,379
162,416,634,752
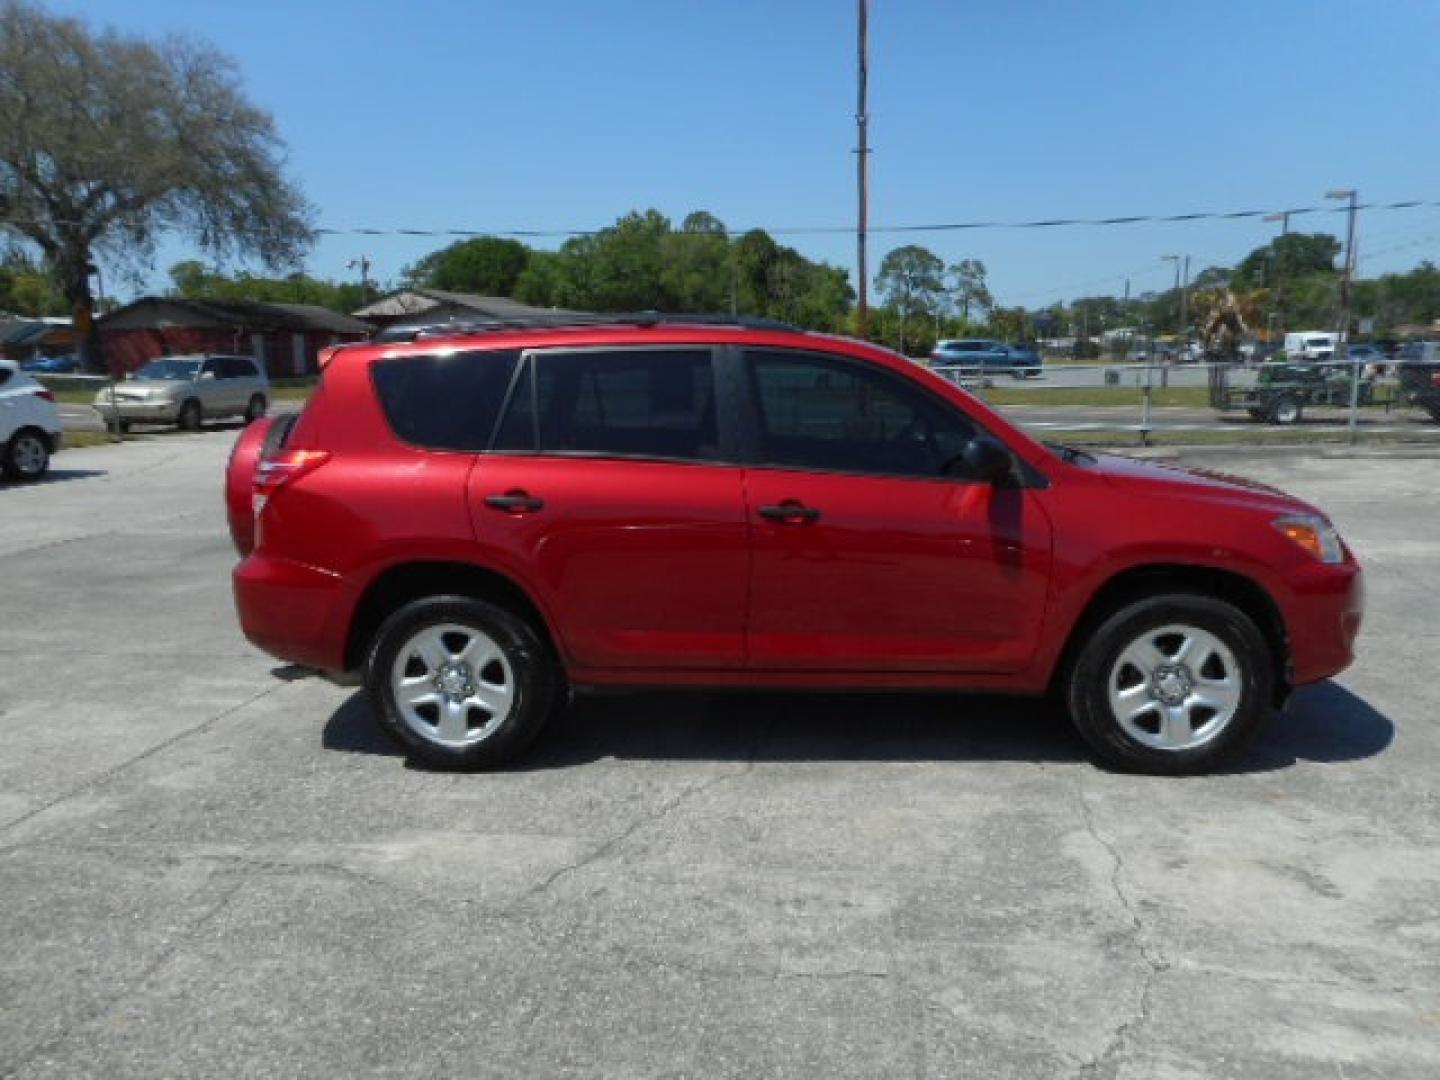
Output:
379,311,803,342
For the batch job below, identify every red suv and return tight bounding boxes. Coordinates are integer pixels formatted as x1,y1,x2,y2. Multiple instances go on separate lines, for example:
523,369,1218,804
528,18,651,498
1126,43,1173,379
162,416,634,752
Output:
227,316,1363,774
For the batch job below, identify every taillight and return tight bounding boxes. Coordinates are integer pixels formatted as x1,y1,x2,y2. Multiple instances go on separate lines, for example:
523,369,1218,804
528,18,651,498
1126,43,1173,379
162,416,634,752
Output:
1430,371,1440,388
253,450,329,514
34,388,55,402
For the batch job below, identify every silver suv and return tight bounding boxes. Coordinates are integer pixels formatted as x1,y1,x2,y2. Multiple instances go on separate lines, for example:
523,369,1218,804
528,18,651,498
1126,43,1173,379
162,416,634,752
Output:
94,354,269,431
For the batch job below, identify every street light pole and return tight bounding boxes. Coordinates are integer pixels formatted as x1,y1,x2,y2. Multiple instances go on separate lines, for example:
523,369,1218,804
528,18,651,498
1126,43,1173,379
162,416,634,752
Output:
1263,211,1291,340
347,255,373,307
855,0,870,340
1327,189,1361,443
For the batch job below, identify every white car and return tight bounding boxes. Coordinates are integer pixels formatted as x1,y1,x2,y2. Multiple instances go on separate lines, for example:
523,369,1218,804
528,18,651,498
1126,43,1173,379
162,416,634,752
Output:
93,354,269,431
0,359,63,480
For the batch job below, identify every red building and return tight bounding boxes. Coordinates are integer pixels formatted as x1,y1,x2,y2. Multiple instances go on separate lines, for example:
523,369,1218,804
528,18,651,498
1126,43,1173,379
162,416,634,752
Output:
97,298,371,377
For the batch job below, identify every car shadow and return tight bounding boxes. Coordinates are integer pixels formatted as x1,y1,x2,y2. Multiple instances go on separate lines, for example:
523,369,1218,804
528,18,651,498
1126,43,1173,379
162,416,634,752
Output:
1231,680,1395,772
321,678,1394,775
0,467,107,488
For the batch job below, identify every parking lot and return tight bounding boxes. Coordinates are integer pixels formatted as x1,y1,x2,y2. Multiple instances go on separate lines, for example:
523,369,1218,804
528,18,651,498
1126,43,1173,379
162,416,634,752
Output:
2,431,1438,1078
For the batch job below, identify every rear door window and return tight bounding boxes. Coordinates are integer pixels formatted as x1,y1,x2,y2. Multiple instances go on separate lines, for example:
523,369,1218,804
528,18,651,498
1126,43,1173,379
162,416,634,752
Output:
372,349,521,451
494,348,720,462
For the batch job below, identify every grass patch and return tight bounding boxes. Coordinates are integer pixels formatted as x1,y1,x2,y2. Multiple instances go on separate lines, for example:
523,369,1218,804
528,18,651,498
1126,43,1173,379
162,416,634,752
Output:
979,386,1211,407
53,388,99,404
1034,426,1440,449
60,430,149,449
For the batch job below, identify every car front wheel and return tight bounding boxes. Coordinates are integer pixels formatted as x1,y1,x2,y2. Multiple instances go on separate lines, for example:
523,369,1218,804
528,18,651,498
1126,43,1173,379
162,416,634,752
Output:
1066,594,1273,774
366,596,560,770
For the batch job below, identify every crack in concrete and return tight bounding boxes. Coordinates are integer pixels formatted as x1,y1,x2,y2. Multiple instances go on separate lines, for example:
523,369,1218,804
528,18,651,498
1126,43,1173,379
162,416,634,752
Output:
503,711,773,918
0,860,256,1080
1072,776,1169,1079
0,681,287,848
503,757,759,918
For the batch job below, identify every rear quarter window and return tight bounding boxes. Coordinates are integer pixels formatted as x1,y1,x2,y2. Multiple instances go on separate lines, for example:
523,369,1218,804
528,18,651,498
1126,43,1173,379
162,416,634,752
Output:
371,350,521,451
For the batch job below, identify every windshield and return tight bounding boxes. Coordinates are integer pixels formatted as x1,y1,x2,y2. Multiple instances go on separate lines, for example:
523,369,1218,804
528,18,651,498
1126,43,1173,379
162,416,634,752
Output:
135,358,201,381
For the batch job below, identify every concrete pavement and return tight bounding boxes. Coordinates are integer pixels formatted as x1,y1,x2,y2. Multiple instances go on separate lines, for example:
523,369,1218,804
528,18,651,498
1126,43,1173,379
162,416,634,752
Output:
1,432,1437,1078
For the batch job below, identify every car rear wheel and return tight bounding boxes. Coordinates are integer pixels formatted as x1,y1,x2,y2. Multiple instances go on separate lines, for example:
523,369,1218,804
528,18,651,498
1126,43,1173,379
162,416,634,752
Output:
1268,394,1302,425
366,596,559,770
1066,594,1273,774
244,394,267,423
4,429,50,480
178,399,203,431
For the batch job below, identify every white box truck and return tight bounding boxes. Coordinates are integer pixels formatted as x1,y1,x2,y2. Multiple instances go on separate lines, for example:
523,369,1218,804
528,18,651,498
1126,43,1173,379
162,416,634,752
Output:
1283,331,1339,360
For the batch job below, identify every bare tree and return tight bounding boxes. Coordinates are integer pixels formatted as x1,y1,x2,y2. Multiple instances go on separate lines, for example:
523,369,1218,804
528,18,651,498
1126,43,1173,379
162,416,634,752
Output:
0,1,313,367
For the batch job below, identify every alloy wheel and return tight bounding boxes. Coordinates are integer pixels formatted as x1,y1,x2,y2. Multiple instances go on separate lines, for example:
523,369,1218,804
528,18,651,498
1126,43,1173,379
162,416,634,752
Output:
1107,623,1243,751
389,622,515,748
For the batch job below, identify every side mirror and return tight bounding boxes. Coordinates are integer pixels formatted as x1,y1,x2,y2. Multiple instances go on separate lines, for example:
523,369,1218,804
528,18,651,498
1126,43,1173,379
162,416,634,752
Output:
958,435,1014,484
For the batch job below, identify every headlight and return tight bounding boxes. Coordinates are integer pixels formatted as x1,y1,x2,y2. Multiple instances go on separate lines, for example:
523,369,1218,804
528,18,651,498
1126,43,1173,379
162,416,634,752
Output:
1273,514,1344,564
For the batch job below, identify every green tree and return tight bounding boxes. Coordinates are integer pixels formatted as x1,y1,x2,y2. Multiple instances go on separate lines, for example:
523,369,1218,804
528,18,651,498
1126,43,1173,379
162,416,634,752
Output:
0,247,65,315
1233,233,1341,290
658,211,732,312
0,1,312,368
404,236,530,296
875,244,944,354
946,258,992,325
166,260,365,315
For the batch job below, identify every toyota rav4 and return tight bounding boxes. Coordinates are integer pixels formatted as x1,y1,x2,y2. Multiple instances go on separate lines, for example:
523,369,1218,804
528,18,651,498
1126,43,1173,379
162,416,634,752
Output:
227,316,1363,774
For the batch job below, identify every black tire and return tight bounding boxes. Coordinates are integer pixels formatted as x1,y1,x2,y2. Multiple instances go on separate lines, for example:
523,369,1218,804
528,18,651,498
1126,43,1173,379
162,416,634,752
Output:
1268,394,1302,425
365,595,560,770
1065,593,1274,775
244,395,267,424
3,428,50,480
178,399,203,431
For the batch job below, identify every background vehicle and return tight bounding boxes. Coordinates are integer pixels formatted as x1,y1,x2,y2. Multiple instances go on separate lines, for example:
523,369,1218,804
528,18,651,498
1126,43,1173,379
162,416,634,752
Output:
19,355,79,374
94,353,269,430
1209,360,1373,424
1345,343,1388,371
229,316,1361,776
931,339,1042,377
1396,341,1440,420
1283,331,1339,360
0,359,62,480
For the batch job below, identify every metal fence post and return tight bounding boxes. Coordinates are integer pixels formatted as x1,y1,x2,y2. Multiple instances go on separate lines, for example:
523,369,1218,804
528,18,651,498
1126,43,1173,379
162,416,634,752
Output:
1141,358,1154,446
1347,352,1361,445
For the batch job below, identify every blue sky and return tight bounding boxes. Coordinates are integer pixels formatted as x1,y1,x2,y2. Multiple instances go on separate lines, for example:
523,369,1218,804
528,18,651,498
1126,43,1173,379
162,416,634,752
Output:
54,0,1440,306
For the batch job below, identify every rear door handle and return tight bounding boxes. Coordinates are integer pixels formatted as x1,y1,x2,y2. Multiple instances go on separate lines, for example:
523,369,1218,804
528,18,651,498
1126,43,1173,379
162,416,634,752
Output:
483,492,544,513
758,501,821,524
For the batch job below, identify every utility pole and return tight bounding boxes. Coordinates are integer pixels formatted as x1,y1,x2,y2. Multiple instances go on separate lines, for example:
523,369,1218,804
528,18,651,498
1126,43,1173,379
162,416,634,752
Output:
1327,189,1360,443
1181,255,1190,336
1263,210,1291,339
855,0,870,339
348,255,373,307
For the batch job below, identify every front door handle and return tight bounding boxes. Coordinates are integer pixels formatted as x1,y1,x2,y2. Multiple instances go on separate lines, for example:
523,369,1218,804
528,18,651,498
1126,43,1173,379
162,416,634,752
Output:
758,501,821,524
484,492,544,513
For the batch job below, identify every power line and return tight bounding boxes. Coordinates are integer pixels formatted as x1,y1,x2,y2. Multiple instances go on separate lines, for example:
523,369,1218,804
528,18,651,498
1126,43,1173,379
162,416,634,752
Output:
302,199,1440,239
6,197,1440,242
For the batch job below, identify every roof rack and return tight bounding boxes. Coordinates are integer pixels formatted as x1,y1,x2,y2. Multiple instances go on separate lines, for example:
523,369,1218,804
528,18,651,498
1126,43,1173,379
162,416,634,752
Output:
378,311,803,343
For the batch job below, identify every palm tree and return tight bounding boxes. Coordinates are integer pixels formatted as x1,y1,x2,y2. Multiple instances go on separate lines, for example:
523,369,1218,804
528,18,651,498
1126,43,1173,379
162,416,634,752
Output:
1193,287,1268,360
